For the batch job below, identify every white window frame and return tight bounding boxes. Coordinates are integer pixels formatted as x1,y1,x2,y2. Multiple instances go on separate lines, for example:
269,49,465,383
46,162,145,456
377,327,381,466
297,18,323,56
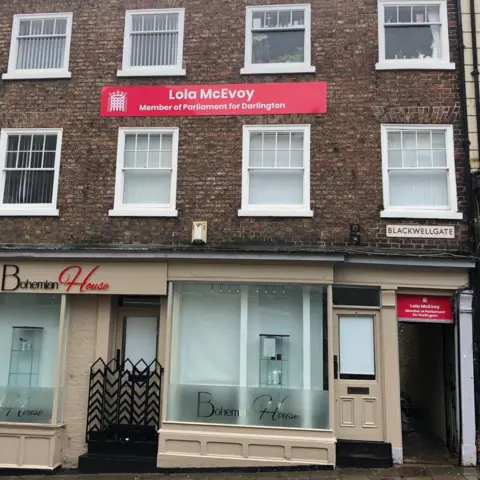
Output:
0,128,62,216
239,124,313,217
241,4,315,75
109,127,179,217
2,13,73,80
380,124,462,219
376,0,454,70
117,8,186,77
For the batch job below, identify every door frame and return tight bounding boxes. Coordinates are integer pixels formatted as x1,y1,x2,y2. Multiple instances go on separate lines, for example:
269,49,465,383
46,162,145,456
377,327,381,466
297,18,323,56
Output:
333,307,385,442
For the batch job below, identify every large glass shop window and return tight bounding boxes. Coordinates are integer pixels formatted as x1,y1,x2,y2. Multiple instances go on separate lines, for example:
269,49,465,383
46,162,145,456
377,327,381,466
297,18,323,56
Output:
0,294,61,424
168,283,329,429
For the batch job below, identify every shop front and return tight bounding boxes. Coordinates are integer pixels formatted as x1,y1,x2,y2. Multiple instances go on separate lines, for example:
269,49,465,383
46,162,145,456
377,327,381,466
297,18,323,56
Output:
0,254,474,471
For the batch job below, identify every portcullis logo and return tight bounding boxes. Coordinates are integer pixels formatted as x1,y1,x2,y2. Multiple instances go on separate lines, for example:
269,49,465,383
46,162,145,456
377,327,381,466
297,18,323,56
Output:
108,90,128,113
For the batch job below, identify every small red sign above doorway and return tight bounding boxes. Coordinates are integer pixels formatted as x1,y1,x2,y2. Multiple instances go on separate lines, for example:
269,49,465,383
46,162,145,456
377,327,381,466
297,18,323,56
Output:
397,294,454,324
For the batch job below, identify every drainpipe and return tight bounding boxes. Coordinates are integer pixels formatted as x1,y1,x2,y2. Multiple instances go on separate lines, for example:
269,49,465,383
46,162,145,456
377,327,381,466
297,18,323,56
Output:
457,0,476,253
457,0,479,464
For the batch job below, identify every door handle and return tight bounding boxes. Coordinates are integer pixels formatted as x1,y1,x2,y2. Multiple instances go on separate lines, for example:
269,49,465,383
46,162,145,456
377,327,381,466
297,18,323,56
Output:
333,355,338,379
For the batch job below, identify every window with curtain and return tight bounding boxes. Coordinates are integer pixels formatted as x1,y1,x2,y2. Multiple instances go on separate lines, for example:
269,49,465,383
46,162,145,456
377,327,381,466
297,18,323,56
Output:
376,1,453,70
0,294,61,424
168,283,329,429
110,128,179,217
0,129,62,215
242,4,314,74
239,125,312,217
119,9,186,76
381,125,460,219
3,13,73,80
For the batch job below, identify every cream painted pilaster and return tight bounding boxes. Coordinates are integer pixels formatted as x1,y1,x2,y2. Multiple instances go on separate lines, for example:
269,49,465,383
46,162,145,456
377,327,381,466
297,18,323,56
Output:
380,288,403,464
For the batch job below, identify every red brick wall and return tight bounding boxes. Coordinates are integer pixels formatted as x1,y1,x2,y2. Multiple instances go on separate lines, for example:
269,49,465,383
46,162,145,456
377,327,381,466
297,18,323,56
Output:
0,0,469,251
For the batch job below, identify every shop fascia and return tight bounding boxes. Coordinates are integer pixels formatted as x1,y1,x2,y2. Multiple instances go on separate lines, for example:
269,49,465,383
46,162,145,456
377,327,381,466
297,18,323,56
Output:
0,264,109,293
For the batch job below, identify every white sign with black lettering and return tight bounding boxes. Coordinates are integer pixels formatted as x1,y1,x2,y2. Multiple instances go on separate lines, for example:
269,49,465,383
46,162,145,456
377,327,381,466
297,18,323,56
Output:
386,225,455,239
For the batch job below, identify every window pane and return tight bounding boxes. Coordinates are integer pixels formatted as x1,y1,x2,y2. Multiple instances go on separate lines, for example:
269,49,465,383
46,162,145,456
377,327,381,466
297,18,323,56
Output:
417,149,432,167
249,170,303,205
44,135,57,151
385,6,398,23
0,294,61,424
388,150,402,167
265,11,279,28
398,6,412,22
412,6,426,22
277,150,289,167
252,31,305,64
19,20,31,36
387,132,401,149
6,152,17,168
263,133,276,150
339,316,375,377
403,150,417,168
54,18,67,35
403,132,416,149
135,151,147,169
263,150,275,167
149,134,161,151
417,132,431,149
385,26,438,59
147,150,160,168
290,150,304,167
43,152,55,168
3,170,54,204
130,21,179,67
30,151,43,168
7,135,19,152
19,135,32,151
432,132,446,148
250,133,263,150
43,19,55,35
433,149,447,167
125,134,136,151
277,133,290,150
17,33,66,70
291,132,304,149
249,150,262,167
292,10,305,26
167,283,329,430
161,150,172,168
390,169,448,207
123,170,171,204
136,134,148,150
333,286,381,307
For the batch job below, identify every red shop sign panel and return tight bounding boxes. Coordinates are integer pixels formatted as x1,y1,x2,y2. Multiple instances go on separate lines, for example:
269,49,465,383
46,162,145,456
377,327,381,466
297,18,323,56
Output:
100,82,327,117
397,294,454,324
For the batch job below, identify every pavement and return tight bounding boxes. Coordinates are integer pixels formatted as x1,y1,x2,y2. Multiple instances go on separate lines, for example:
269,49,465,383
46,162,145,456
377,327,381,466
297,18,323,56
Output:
1,465,480,480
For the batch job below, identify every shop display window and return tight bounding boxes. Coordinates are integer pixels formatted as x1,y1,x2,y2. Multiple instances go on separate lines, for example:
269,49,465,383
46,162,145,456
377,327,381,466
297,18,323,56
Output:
0,294,62,424
168,283,329,429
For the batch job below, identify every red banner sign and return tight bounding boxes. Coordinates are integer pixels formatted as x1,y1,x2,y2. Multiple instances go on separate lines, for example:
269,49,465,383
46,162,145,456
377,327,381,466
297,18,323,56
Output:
100,82,327,117
397,295,453,324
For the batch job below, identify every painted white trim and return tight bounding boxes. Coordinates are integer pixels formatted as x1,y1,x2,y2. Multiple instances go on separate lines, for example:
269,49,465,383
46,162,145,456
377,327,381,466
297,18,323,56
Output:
392,446,403,464
3,12,73,80
238,208,314,217
381,210,463,219
242,4,314,75
112,127,179,216
375,61,455,70
0,128,62,216
302,286,311,390
380,124,460,220
117,67,186,77
121,8,185,76
458,291,476,466
240,124,312,217
377,0,452,71
108,208,178,217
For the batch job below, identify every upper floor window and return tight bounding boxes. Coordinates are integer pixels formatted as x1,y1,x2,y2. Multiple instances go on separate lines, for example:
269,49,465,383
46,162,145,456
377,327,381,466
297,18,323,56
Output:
376,0,454,70
118,9,186,77
380,125,462,219
2,13,73,80
239,125,313,217
109,128,179,217
241,4,315,75
0,129,62,216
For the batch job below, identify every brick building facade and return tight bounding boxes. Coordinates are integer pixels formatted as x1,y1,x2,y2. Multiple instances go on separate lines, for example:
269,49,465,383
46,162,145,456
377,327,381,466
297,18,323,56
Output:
0,0,476,473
